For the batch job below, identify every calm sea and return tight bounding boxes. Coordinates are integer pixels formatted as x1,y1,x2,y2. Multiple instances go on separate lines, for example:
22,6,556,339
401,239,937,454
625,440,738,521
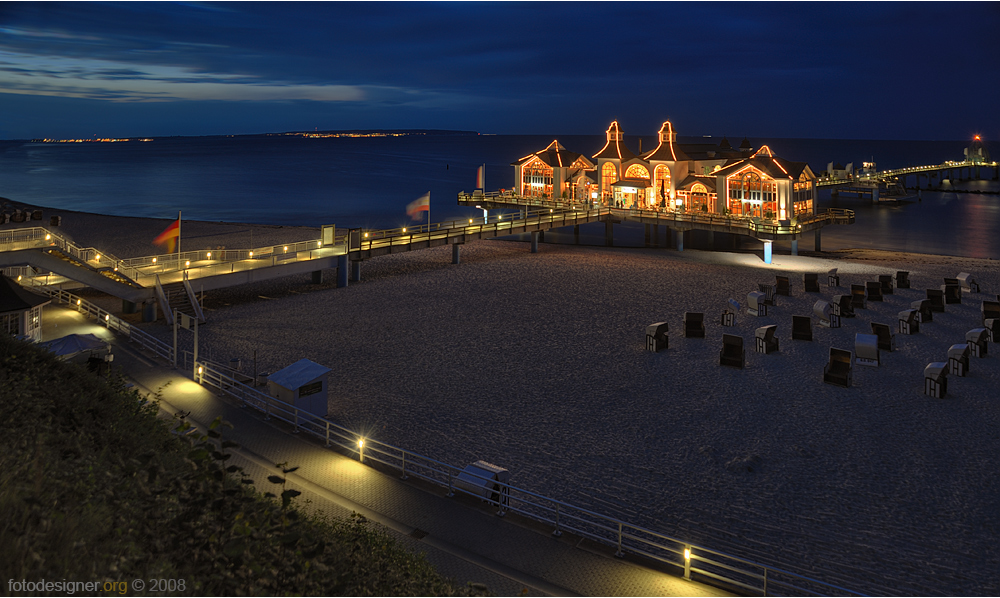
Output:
1,134,997,258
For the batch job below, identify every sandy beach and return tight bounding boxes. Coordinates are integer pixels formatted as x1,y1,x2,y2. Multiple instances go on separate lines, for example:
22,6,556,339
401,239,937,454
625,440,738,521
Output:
7,201,1000,595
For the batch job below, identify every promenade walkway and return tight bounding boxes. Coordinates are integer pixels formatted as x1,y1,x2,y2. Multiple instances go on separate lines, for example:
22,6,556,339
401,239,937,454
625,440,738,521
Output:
40,304,729,598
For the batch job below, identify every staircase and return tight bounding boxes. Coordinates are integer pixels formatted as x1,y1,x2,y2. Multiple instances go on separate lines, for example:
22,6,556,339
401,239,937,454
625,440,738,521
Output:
156,276,206,326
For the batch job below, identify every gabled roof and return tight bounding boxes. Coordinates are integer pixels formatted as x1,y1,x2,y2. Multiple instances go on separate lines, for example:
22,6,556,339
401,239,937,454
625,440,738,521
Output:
0,274,51,314
712,152,813,181
677,175,718,192
642,121,690,162
512,139,592,169
739,137,753,150
592,121,637,162
267,358,331,390
719,137,733,150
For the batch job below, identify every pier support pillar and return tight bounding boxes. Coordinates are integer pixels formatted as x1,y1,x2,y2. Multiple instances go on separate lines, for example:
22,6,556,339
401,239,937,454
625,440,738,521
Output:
337,254,349,288
351,260,361,282
122,299,138,314
814,230,822,252
791,239,799,256
763,240,773,264
605,221,614,247
918,189,922,201
311,270,325,284
644,224,651,247
530,231,540,253
653,225,660,247
707,231,715,249
872,187,880,203
452,243,461,264
539,230,545,243
676,230,684,252
574,224,580,245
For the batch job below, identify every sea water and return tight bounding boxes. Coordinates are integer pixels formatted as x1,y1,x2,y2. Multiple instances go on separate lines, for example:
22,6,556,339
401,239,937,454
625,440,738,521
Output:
0,134,997,257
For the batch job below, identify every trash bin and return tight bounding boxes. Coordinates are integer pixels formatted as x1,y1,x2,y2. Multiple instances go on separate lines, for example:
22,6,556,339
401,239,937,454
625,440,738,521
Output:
454,460,509,513
257,372,270,387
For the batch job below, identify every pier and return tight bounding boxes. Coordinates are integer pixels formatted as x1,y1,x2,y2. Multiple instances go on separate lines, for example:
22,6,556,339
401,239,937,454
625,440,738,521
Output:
817,158,1000,192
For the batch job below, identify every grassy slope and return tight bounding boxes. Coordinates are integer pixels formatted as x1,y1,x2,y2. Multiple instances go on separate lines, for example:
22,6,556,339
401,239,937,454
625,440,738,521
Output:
0,334,486,596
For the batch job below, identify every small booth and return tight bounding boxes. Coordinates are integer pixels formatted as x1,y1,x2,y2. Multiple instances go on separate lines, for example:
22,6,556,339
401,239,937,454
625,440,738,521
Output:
0,274,51,342
454,460,510,514
924,362,947,398
266,358,331,418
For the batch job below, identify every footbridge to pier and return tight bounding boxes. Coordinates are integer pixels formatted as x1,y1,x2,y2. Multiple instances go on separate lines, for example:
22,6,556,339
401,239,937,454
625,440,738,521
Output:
817,159,1000,191
0,207,607,323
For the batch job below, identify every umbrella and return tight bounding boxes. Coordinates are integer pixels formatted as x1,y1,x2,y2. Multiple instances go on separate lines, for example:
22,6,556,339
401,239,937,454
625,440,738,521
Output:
40,333,109,359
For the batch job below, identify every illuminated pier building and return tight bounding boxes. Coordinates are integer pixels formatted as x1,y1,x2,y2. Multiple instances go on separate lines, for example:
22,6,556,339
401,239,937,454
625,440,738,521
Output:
512,121,817,221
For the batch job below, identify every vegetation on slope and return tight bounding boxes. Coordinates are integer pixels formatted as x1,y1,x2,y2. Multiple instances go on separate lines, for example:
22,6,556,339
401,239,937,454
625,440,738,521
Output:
0,334,486,596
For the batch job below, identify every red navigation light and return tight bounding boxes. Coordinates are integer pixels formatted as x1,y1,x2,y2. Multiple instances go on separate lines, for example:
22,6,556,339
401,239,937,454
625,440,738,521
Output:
974,135,981,141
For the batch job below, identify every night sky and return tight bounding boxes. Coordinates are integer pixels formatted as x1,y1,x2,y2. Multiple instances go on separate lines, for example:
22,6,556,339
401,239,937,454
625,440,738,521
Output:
1,2,998,141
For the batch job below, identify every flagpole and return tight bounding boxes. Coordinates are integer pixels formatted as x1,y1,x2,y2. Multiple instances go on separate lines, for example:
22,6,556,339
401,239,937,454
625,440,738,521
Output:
177,210,182,257
427,191,431,233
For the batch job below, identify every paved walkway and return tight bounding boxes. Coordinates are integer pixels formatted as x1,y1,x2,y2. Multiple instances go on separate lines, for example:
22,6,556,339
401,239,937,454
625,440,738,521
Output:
41,305,730,597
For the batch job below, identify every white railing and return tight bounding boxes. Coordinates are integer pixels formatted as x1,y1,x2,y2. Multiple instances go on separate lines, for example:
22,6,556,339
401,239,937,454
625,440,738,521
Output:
46,275,866,596
172,349,865,597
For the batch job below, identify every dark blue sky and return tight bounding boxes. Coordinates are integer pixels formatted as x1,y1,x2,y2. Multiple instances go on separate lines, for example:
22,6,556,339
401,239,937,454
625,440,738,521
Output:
1,2,998,141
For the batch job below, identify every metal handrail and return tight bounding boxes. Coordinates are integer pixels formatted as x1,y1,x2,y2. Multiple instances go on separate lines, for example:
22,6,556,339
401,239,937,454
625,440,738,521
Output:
168,347,865,597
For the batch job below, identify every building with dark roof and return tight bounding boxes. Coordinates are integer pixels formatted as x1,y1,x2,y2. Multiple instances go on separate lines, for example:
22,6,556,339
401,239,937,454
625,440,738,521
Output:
512,120,816,220
0,273,51,342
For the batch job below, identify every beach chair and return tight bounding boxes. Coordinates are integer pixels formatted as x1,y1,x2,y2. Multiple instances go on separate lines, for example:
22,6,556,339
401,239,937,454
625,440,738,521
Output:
898,309,919,335
747,291,768,317
823,348,852,388
866,281,883,302
803,273,820,293
985,318,999,343
941,280,961,304
832,294,854,318
855,333,880,367
895,271,910,289
966,328,989,358
755,325,779,354
911,299,933,323
924,362,948,398
775,275,790,297
792,316,813,341
957,272,979,293
948,343,970,376
683,312,706,338
721,298,739,326
870,322,895,352
926,289,946,313
720,334,745,369
878,274,894,295
814,300,840,328
645,322,669,352
981,300,1000,325
828,268,840,287
850,284,867,310
758,283,777,306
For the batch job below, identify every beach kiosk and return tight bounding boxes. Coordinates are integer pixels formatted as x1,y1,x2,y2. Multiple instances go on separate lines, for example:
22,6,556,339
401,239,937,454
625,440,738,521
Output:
454,460,510,515
0,274,51,342
266,358,331,418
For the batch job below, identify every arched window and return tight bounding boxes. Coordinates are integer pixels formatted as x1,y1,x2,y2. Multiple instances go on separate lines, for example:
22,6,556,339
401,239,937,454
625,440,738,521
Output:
624,164,650,180
601,162,617,197
522,157,553,197
654,165,671,207
691,183,707,194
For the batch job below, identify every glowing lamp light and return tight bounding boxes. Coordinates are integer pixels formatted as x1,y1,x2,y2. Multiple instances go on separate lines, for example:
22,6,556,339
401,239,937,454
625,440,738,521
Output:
207,252,211,258
249,251,253,257
185,260,190,267
77,299,81,306
283,246,288,252
684,548,691,560
469,219,473,223
104,314,109,321
358,438,365,449
17,275,21,281
364,232,369,238
198,366,203,375
45,234,51,240
317,241,322,247
402,227,407,233
95,254,100,261
152,257,156,263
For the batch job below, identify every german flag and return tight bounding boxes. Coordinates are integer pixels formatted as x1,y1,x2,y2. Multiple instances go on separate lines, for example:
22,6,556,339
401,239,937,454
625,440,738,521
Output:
153,218,180,253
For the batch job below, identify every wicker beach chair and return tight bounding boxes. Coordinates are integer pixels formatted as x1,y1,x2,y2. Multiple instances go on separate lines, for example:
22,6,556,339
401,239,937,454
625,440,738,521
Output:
981,300,1000,325
966,328,989,358
755,325,779,354
850,285,867,310
815,300,840,328
721,298,739,326
792,316,813,341
911,299,933,323
948,343,970,376
924,362,947,398
803,273,820,293
942,279,962,304
878,274,894,295
855,333,880,367
870,322,895,352
866,281,883,302
926,289,946,313
828,268,840,287
683,312,705,338
757,283,776,306
720,334,745,369
898,309,919,335
823,348,852,387
895,271,910,289
833,294,854,318
747,291,767,317
775,275,790,297
957,272,979,293
645,322,669,352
